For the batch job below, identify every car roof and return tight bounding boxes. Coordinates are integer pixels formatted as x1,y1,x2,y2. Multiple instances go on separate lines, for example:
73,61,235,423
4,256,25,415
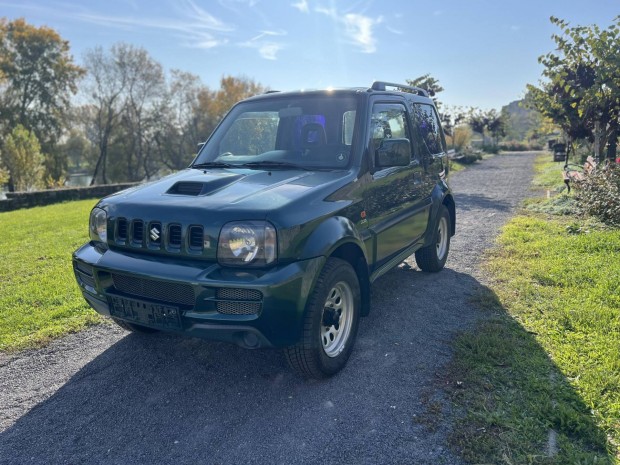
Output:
241,82,435,106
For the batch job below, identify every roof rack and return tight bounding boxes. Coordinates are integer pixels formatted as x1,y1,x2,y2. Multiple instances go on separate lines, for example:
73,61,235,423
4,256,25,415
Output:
370,81,429,97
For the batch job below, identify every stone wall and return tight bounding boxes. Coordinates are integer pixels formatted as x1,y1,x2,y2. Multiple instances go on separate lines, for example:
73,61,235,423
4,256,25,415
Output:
0,183,139,213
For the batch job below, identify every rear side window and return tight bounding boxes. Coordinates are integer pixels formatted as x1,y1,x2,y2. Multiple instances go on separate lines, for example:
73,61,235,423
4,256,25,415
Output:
411,103,444,155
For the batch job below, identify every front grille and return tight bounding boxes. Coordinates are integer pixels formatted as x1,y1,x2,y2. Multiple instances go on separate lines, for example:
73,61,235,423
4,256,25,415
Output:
111,274,195,306
169,224,182,247
117,218,128,241
149,222,162,246
215,288,262,315
132,220,144,244
189,226,203,250
111,217,208,255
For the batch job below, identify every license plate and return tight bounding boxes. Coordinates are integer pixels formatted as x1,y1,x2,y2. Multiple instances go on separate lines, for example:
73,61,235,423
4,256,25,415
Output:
109,296,182,330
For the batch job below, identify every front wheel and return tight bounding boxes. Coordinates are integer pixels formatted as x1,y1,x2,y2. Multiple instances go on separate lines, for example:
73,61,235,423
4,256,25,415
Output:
415,205,451,272
285,258,361,379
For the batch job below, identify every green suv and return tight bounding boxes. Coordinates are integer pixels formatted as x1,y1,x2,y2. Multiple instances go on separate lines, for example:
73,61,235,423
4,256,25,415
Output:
73,81,456,379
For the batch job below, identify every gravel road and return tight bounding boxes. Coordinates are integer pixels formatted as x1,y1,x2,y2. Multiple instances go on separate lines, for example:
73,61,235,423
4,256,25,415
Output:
0,152,538,465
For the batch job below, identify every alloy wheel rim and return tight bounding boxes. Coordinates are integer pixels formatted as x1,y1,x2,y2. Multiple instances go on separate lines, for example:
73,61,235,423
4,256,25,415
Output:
321,281,354,358
436,216,448,260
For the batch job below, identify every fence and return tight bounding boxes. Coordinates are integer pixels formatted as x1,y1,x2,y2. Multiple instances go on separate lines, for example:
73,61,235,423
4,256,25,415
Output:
0,183,139,213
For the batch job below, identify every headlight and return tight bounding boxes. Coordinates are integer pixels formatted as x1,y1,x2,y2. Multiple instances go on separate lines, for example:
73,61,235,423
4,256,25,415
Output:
218,221,277,267
89,207,107,243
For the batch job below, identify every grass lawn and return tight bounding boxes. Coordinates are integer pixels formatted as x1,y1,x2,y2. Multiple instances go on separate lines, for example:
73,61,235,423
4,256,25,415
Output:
0,199,103,352
448,154,620,463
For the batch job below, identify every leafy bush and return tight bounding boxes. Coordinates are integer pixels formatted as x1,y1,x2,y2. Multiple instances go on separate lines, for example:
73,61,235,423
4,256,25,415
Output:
452,150,483,165
481,144,500,154
499,140,544,151
452,126,473,152
577,164,620,226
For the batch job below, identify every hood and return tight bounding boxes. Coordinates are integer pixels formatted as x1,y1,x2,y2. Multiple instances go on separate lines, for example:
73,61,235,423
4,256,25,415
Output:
99,167,353,225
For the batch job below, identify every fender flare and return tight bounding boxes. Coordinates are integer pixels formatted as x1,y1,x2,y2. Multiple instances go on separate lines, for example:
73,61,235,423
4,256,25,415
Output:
298,216,369,262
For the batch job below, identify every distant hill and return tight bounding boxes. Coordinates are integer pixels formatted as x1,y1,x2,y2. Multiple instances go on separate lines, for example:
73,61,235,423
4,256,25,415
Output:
501,100,540,141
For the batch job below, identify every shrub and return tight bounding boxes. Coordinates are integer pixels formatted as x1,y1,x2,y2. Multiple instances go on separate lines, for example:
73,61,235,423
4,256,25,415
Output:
452,126,472,152
453,150,483,165
1,125,46,191
576,164,620,226
499,140,544,151
481,144,500,154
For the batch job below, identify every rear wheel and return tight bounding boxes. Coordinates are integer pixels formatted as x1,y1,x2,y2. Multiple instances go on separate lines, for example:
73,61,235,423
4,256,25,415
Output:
285,258,361,379
415,205,451,272
111,317,159,334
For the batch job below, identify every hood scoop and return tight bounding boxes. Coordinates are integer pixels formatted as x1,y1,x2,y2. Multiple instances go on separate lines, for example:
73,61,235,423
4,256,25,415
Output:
167,175,243,196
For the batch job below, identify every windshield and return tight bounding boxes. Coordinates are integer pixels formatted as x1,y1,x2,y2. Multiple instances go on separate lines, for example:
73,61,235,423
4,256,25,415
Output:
193,94,359,170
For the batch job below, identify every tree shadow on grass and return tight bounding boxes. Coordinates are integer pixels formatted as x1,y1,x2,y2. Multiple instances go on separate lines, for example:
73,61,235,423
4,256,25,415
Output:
444,286,615,464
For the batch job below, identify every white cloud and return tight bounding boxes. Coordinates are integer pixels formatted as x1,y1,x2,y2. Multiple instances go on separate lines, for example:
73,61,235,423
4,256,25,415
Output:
251,29,287,40
241,40,284,60
343,14,381,53
180,0,233,31
315,6,337,18
217,0,259,13
386,25,403,35
292,0,309,13
316,7,381,53
257,43,284,60
62,0,234,51
241,30,287,60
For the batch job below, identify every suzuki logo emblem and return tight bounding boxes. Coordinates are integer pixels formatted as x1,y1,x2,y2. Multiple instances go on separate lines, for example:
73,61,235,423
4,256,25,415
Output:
150,226,161,241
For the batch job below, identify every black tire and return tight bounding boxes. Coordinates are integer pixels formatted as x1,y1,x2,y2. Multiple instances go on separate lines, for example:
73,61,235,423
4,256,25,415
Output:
285,258,361,379
111,317,159,334
415,205,451,272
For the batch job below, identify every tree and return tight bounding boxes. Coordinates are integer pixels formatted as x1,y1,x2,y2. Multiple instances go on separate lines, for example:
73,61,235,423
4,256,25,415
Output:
0,18,84,185
486,109,506,145
117,46,166,181
154,70,205,171
467,108,506,147
196,76,267,139
82,44,128,184
529,16,620,162
0,124,45,191
468,108,488,141
405,74,444,110
81,43,166,184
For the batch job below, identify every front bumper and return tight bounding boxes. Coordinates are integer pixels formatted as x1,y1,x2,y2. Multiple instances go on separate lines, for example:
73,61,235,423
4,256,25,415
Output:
73,243,325,348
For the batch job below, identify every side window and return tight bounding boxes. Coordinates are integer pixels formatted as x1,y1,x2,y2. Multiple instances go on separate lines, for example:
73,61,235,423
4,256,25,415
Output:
412,103,444,155
369,103,410,156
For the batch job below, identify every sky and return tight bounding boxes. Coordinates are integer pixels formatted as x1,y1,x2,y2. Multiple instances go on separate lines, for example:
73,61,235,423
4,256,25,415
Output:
1,0,618,111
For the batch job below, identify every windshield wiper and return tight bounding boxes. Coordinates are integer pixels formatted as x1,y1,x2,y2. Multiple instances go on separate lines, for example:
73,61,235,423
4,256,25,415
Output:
239,161,311,170
191,161,236,169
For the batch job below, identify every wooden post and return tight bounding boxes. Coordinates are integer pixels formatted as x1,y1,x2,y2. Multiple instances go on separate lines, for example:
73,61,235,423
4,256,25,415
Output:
594,120,601,163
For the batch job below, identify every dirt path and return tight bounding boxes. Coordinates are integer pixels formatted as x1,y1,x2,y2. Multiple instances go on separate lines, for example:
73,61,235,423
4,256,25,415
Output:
0,152,538,465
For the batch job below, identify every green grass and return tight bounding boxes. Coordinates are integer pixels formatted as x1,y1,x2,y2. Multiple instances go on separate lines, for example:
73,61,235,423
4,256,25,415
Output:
532,156,567,193
0,199,103,351
448,158,620,463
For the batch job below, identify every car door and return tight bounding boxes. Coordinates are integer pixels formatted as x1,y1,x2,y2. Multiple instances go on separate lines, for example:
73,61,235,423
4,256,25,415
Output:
362,101,431,267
